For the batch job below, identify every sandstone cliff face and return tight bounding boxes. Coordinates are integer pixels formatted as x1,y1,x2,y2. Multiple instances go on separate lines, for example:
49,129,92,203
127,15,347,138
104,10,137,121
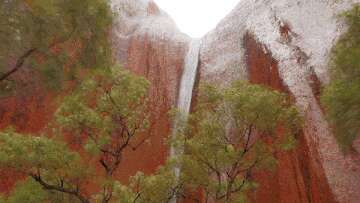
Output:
1,0,359,202
0,0,190,191
0,75,59,192
242,33,336,203
110,0,190,180
199,0,360,202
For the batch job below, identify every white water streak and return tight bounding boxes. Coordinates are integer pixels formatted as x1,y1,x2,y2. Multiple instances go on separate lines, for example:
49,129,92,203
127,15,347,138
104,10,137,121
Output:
178,39,201,114
170,39,201,203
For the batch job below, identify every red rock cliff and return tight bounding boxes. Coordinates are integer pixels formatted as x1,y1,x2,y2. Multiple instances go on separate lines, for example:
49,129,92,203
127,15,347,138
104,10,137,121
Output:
111,0,190,181
199,0,360,202
1,0,359,202
0,0,190,192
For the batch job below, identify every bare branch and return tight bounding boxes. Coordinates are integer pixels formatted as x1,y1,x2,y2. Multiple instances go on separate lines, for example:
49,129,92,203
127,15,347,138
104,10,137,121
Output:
0,26,77,82
0,48,36,82
29,173,90,203
130,133,153,151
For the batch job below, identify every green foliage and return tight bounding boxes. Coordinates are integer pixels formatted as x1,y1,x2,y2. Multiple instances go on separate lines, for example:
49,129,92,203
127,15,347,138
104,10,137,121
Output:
0,128,87,178
53,66,150,201
0,0,113,92
131,81,301,203
321,4,360,152
176,81,300,202
5,178,48,203
0,128,91,190
0,66,151,202
224,81,301,142
129,168,178,203
110,162,181,203
110,181,138,203
2,178,81,203
0,73,301,202
0,1,155,202
55,66,150,159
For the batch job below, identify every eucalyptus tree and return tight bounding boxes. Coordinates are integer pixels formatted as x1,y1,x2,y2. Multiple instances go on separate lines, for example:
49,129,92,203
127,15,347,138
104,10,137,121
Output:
0,0,112,92
0,67,151,203
0,78,301,203
125,81,301,203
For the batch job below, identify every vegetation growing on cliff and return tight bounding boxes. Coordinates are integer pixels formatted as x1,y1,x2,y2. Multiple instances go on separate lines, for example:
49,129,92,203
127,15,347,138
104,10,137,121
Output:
321,5,360,152
0,79,301,203
0,67,151,203
125,82,301,203
0,0,112,92
0,1,307,202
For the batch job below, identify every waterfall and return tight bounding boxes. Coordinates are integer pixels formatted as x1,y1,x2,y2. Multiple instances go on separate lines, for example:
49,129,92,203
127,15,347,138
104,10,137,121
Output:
177,39,201,115
170,39,201,202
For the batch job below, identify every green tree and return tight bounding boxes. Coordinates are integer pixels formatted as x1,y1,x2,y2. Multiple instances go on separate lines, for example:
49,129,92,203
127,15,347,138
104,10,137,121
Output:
0,0,112,92
0,174,80,203
321,4,360,152
126,81,301,203
0,78,301,203
2,178,48,203
0,128,90,203
0,67,151,203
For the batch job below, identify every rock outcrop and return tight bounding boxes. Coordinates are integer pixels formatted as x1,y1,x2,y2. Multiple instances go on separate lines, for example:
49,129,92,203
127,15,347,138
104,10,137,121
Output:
0,75,59,193
110,0,190,180
199,0,360,202
0,0,359,202
0,0,190,191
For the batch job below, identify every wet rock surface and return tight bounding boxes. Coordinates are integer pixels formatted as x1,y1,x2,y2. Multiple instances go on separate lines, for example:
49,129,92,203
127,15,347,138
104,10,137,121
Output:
199,0,360,202
1,0,359,202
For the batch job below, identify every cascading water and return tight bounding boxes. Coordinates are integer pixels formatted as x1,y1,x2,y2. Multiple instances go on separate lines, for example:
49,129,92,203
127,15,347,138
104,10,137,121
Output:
177,39,201,116
170,39,201,203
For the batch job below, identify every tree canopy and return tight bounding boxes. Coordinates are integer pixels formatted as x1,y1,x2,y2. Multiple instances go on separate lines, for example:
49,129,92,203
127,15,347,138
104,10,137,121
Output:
0,0,113,93
321,5,360,152
122,81,301,203
0,79,302,203
0,1,306,202
0,67,151,203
